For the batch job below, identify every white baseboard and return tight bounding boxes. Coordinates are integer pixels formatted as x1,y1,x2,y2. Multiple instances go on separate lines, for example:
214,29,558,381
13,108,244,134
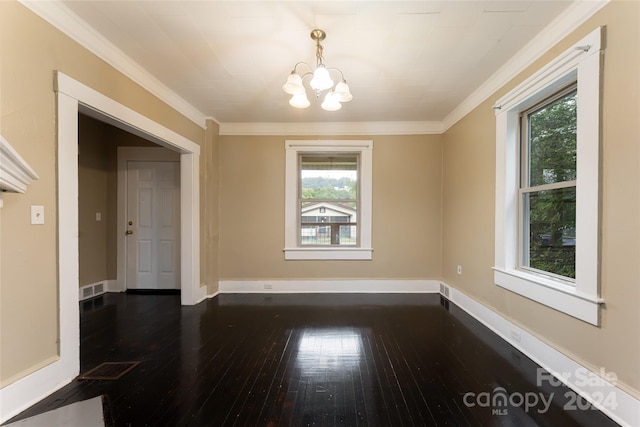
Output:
440,282,639,427
104,279,118,292
205,290,220,300
218,279,441,294
0,356,78,424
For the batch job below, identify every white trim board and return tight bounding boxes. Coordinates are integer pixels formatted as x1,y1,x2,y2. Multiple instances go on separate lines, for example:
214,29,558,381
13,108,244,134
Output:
0,135,40,208
19,0,609,136
0,135,39,194
219,280,441,294
440,0,610,132
205,290,221,300
18,0,207,130
440,283,639,427
54,71,204,307
219,121,444,136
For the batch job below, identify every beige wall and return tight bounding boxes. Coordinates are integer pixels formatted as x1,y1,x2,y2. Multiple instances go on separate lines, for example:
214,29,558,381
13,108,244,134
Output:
78,115,110,286
219,135,443,281
0,1,208,385
203,120,221,294
442,0,639,397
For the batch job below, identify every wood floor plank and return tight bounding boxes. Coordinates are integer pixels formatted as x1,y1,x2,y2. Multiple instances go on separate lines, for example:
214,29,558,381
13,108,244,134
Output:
6,293,620,427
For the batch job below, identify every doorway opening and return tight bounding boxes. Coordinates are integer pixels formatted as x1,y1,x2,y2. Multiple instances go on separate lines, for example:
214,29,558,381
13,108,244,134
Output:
55,71,204,397
78,115,183,294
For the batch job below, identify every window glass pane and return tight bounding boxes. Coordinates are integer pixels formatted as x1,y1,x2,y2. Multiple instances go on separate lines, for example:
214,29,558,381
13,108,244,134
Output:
300,155,357,200
523,186,576,279
300,224,357,246
299,155,358,246
527,89,577,187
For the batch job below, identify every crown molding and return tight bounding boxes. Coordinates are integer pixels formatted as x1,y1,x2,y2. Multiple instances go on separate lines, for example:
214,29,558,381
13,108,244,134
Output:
18,0,207,130
19,0,609,136
441,0,610,132
219,121,444,136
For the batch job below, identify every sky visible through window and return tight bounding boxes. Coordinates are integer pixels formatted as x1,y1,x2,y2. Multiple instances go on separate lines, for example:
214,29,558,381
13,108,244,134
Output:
301,169,357,180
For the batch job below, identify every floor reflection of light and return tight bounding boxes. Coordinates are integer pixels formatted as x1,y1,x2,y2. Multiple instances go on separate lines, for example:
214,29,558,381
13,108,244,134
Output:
297,328,362,374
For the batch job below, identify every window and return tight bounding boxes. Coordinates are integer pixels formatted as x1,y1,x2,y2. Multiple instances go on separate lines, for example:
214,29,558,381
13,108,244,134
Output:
520,84,577,280
285,140,372,260
493,27,603,325
300,154,358,246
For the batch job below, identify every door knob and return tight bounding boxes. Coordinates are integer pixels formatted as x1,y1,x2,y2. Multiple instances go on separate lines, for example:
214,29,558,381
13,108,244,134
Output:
126,230,133,235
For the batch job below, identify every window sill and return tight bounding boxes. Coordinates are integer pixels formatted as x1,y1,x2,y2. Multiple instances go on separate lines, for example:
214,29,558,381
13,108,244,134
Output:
493,267,603,325
284,247,373,260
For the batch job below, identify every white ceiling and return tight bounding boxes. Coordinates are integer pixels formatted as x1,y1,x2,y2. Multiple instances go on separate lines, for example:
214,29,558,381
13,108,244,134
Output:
56,0,574,125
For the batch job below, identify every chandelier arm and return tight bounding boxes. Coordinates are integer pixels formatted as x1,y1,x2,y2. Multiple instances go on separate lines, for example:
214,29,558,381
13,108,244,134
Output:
300,71,314,80
327,67,346,81
292,62,312,74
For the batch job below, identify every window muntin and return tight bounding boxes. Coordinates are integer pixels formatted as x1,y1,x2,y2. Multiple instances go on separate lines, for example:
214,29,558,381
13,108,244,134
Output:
299,154,359,246
519,85,577,280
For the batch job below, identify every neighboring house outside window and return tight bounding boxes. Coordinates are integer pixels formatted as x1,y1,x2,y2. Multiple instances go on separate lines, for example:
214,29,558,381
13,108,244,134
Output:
493,27,603,325
284,140,373,260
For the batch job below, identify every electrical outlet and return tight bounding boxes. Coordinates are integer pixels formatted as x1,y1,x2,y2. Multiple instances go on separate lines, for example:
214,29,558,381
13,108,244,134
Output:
264,283,273,290
510,330,522,343
456,265,462,275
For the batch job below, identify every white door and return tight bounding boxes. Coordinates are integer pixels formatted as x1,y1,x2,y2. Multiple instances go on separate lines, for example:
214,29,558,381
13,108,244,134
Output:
126,161,180,289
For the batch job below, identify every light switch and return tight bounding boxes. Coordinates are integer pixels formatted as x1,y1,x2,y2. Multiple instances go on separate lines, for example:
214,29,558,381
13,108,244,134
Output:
31,205,45,225
96,212,102,221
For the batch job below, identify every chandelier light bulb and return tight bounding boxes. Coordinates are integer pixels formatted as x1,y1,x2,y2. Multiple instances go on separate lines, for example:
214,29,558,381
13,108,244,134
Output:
289,92,311,108
309,65,334,91
334,80,353,102
321,91,342,111
282,71,305,95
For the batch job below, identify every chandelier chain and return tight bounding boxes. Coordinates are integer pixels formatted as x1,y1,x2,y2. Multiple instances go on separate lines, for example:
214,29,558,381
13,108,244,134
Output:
315,40,324,66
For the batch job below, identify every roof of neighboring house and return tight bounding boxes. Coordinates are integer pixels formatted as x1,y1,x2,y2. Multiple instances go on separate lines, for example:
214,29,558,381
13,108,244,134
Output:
301,201,356,217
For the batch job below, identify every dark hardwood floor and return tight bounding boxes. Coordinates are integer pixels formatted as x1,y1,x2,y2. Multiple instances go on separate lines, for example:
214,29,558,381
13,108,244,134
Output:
7,293,617,426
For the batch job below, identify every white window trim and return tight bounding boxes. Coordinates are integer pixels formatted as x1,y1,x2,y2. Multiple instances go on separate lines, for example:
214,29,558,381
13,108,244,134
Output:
284,140,373,260
493,27,603,325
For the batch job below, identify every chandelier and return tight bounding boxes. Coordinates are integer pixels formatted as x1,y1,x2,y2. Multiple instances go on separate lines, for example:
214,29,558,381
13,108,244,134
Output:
282,29,353,111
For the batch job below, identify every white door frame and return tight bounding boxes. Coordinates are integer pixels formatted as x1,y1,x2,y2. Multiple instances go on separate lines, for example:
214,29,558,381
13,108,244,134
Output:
0,71,205,422
54,72,204,307
117,147,181,291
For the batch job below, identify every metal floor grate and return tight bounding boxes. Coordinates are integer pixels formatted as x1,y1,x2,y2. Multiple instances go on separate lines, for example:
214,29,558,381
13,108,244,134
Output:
78,362,140,380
